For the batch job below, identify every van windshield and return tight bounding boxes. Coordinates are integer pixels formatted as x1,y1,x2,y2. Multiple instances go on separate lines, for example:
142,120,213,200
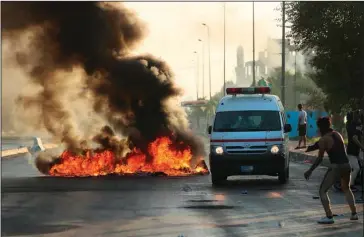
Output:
213,110,282,132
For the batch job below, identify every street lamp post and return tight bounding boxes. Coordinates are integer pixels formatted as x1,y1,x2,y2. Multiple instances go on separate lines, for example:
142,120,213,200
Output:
198,38,205,99
281,1,286,106
202,23,212,100
193,51,199,100
252,2,256,86
223,2,226,96
293,50,297,106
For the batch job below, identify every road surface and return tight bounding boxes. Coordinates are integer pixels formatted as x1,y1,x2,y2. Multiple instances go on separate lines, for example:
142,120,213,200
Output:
2,145,364,237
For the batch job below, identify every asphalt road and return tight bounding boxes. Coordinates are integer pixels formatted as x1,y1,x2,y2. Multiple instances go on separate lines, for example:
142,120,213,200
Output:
2,147,364,237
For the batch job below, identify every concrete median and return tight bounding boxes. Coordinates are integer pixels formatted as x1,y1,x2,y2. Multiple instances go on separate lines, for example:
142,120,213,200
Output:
1,143,59,158
289,150,331,167
1,135,59,158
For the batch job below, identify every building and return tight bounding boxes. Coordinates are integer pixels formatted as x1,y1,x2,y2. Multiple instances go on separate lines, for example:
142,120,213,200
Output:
236,37,313,87
235,45,245,85
244,60,267,85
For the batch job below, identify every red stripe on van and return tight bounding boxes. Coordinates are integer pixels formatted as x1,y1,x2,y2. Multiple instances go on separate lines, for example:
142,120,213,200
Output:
210,138,284,143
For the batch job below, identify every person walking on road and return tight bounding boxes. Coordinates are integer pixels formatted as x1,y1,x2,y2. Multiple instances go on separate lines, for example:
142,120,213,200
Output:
295,104,307,149
304,117,358,224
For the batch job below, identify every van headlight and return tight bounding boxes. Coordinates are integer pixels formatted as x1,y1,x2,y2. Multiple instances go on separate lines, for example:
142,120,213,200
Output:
270,145,280,154
211,146,224,155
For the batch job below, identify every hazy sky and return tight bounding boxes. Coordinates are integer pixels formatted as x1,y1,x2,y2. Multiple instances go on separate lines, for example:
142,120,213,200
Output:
123,2,282,101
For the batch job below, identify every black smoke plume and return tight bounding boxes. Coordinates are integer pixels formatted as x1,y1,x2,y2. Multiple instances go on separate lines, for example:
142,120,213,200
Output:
1,2,205,163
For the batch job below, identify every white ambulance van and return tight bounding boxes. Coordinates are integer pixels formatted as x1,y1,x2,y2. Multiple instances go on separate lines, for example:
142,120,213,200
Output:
207,87,292,185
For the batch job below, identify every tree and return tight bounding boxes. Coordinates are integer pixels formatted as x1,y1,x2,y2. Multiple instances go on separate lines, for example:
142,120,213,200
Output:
285,2,364,113
188,81,236,132
265,67,325,110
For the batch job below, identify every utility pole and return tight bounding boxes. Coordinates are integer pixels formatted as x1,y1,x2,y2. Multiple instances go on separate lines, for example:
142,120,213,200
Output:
194,51,199,100
281,1,286,106
223,2,226,96
198,39,205,99
252,2,256,86
202,23,212,100
294,50,297,106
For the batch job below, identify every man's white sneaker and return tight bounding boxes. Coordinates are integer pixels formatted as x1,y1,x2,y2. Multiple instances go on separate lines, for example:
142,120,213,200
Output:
317,216,334,224
350,213,359,220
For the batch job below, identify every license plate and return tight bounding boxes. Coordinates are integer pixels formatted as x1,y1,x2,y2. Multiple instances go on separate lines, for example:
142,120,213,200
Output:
240,166,253,173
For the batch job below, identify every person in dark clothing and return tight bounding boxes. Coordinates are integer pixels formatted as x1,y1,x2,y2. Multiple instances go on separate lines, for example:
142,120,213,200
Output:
304,117,358,224
358,110,364,203
346,110,364,191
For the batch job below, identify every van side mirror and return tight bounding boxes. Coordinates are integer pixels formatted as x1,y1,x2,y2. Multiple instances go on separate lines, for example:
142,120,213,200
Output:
207,125,212,134
284,124,292,133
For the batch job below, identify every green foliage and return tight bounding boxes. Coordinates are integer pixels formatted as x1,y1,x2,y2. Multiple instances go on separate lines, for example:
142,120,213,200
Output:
295,71,327,110
285,2,364,112
189,81,236,125
266,67,326,110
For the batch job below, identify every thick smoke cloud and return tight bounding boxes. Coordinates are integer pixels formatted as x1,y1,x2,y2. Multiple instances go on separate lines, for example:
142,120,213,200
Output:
2,2,205,161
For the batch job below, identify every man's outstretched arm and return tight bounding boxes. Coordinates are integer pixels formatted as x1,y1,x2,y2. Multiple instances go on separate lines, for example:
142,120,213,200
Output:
306,141,319,152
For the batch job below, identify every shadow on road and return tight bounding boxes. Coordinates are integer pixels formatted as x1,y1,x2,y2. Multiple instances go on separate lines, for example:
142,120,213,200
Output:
2,216,79,236
211,177,290,191
2,175,209,193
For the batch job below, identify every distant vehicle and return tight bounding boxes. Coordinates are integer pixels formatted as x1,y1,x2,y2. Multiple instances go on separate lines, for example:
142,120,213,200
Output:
207,87,292,185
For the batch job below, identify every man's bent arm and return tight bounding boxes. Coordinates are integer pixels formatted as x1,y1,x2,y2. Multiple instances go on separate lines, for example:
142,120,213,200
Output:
306,141,319,152
308,139,325,172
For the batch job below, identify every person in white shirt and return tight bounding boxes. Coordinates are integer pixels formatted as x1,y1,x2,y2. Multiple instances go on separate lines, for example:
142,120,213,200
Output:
296,104,307,149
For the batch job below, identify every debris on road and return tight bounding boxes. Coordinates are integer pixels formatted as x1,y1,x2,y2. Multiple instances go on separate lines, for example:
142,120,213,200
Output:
278,221,285,227
182,185,192,192
241,190,248,195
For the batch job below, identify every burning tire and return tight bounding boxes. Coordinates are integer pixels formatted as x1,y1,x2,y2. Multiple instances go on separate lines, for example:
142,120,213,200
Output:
35,152,60,175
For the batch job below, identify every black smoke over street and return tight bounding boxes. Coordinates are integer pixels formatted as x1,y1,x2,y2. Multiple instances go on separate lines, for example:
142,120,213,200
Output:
1,2,205,162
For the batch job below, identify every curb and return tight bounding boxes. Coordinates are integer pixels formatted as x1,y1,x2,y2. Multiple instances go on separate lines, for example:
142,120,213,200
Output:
1,144,58,158
289,150,331,167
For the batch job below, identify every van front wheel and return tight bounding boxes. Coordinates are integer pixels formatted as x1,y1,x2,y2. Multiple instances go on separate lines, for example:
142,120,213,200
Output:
278,168,289,184
211,172,227,186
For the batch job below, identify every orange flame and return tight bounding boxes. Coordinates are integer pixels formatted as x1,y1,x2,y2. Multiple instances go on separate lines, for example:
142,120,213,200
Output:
49,136,208,177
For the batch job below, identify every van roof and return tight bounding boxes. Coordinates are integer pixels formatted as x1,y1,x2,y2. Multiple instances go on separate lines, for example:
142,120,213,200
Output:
216,94,282,112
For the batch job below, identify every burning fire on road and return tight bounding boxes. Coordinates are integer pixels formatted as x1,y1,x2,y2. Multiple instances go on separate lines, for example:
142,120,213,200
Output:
45,136,208,177
36,131,209,177
36,132,209,177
